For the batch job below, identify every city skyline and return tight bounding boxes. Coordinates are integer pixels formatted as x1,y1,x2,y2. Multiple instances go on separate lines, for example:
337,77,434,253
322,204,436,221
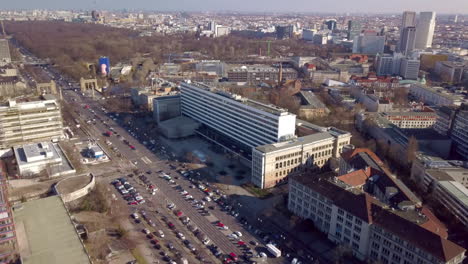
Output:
1,0,468,14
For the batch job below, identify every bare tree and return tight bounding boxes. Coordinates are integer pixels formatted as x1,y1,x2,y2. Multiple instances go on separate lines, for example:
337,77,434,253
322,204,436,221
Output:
406,136,418,165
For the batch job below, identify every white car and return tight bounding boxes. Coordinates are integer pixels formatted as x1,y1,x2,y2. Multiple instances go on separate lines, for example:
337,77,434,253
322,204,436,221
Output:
234,231,243,237
120,189,128,194
177,232,185,240
135,195,143,201
228,233,238,240
203,196,211,202
143,228,150,235
131,213,139,219
158,230,165,238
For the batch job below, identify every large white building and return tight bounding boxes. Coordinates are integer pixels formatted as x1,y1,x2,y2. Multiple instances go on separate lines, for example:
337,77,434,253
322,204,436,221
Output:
415,12,436,49
399,57,420,80
180,82,296,151
0,99,64,149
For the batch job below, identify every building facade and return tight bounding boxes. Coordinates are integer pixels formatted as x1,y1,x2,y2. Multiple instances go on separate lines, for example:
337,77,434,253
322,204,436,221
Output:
180,82,296,150
0,174,16,262
0,40,11,67
415,12,436,49
399,27,416,55
382,111,437,129
451,109,468,159
409,84,464,106
0,100,64,149
227,65,297,85
434,61,466,84
153,95,181,124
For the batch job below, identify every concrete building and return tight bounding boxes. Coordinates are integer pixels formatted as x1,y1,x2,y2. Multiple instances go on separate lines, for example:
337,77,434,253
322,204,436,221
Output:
214,25,230,37
434,61,466,83
302,29,316,41
297,91,330,119
399,27,416,55
434,106,458,136
288,174,466,264
252,123,351,189
275,25,294,40
375,54,394,76
0,174,16,262
195,60,226,76
399,57,420,80
227,65,297,85
180,82,296,152
382,111,437,129
0,99,64,149
352,35,385,54
409,84,465,106
13,142,74,177
347,20,362,40
153,95,181,124
451,108,468,159
411,154,468,228
325,20,337,30
0,39,11,66
402,11,417,28
308,70,349,84
415,12,436,49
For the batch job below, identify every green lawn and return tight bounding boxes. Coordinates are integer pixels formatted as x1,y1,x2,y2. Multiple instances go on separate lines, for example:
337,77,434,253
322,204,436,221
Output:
242,183,273,199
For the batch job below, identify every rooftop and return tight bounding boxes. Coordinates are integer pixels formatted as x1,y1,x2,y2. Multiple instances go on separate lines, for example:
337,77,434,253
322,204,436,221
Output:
438,181,468,208
13,196,91,264
255,132,333,154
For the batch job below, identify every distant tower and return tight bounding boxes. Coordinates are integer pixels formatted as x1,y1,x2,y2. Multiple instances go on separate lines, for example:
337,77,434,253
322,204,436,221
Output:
324,20,337,31
402,11,417,28
347,20,362,40
399,26,416,55
415,12,436,49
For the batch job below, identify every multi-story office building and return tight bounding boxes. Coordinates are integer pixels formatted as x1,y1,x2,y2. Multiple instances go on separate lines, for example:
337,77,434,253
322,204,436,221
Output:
399,27,416,55
375,54,394,76
302,29,316,41
227,65,297,85
353,35,386,55
180,82,296,153
251,124,351,189
288,175,466,264
451,108,468,159
382,111,437,129
402,11,417,28
347,20,362,40
399,57,420,80
409,84,465,106
275,25,294,40
434,105,458,136
434,61,466,84
0,39,11,67
0,99,64,149
153,95,181,124
324,20,337,30
0,174,16,262
415,12,436,49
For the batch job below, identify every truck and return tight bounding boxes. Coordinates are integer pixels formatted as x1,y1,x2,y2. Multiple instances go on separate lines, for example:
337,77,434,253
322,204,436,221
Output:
266,243,281,258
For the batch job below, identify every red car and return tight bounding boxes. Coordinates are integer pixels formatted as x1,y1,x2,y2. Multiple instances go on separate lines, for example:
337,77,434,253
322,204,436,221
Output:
229,252,238,261
128,201,138,205
129,145,136,150
217,222,225,228
168,222,175,229
174,210,183,217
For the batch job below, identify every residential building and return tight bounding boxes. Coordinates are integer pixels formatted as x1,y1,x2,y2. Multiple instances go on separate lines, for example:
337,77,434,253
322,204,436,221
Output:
415,12,436,49
227,65,297,85
0,99,64,149
252,126,351,189
0,173,16,263
451,108,468,159
352,35,385,54
288,174,466,264
409,84,465,106
399,26,416,55
347,20,362,40
382,111,437,129
434,61,466,83
180,82,296,152
399,57,420,80
0,39,11,66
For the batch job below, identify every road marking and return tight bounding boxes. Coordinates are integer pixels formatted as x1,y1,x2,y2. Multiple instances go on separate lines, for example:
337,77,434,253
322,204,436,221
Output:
141,156,152,164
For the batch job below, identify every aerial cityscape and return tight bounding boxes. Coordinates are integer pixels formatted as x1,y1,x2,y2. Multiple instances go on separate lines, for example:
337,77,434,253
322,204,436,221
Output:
0,2,467,264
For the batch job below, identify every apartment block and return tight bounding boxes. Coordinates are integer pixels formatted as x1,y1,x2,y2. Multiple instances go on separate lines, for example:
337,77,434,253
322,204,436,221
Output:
288,175,466,264
180,82,296,151
0,100,64,149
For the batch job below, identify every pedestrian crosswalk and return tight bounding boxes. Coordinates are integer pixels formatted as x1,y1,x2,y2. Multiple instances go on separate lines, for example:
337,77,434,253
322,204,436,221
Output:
141,156,152,164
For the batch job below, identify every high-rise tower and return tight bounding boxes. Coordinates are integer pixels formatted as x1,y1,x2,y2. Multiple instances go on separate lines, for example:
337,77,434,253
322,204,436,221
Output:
415,12,436,49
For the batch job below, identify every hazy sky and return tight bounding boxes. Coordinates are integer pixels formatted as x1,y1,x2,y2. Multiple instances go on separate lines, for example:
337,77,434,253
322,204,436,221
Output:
2,0,468,14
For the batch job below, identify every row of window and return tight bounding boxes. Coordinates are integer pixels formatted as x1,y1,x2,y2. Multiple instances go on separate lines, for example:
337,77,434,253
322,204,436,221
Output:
275,151,302,161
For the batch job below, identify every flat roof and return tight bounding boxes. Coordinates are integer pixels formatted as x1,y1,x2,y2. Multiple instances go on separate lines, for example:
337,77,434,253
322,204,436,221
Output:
255,132,333,153
14,196,91,264
438,181,468,207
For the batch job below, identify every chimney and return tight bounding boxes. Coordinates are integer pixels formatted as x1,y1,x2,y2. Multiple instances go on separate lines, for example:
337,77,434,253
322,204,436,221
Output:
278,63,283,85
